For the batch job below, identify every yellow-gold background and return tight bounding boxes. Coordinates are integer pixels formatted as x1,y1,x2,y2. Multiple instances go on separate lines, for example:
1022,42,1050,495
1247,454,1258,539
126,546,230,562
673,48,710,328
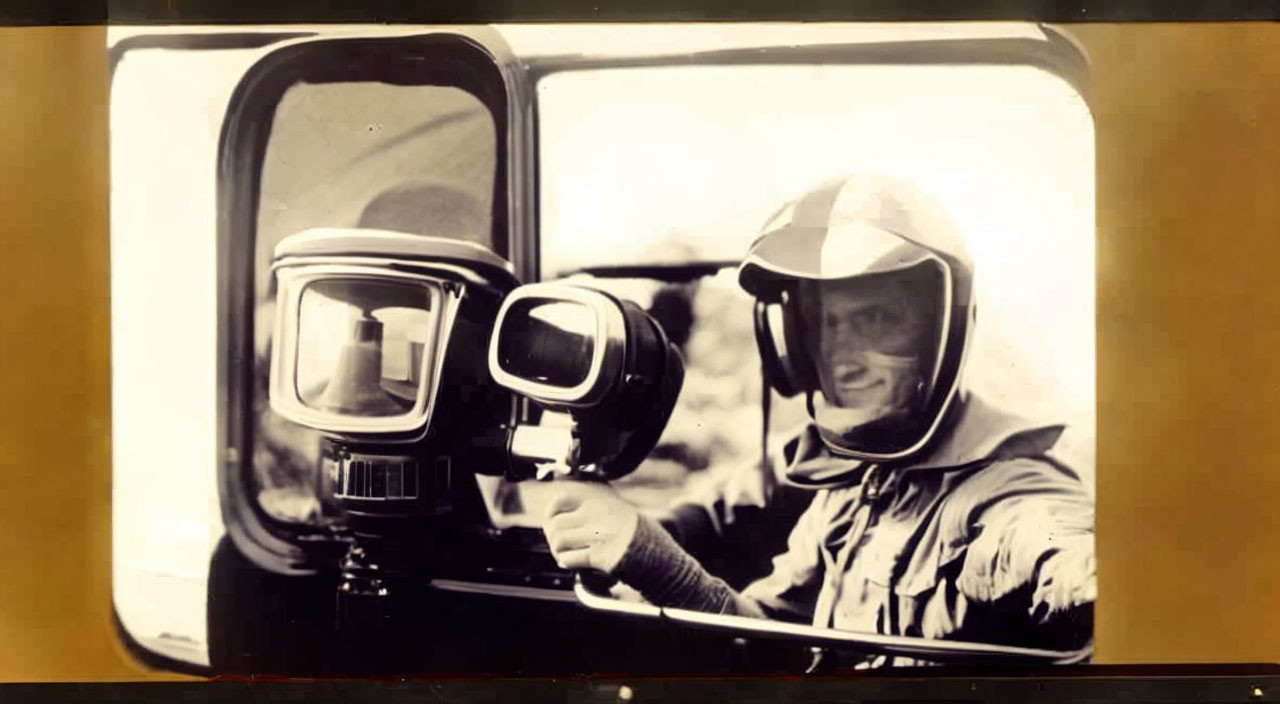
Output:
0,23,1277,680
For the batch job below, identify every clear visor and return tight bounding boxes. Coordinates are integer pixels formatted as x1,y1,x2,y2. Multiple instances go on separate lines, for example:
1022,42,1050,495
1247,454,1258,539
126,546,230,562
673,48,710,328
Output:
796,259,949,456
293,278,440,419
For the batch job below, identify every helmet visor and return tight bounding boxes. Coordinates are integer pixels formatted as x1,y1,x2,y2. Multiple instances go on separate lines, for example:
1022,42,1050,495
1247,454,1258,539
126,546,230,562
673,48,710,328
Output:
796,259,950,457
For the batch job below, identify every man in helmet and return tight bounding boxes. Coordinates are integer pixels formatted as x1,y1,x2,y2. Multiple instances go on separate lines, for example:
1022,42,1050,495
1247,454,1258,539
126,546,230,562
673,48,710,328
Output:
542,174,1095,664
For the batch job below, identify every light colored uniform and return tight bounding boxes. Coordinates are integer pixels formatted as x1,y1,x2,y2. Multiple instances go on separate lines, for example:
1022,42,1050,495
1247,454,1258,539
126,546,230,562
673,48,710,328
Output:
739,394,1093,664
619,394,1095,665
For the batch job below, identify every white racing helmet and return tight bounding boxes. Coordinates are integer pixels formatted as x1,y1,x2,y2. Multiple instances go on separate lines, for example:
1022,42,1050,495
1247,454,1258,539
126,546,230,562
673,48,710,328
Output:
739,174,976,466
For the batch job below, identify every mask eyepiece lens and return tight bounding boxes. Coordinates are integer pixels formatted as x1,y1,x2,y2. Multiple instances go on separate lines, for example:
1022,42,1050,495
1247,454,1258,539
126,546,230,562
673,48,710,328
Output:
497,298,597,388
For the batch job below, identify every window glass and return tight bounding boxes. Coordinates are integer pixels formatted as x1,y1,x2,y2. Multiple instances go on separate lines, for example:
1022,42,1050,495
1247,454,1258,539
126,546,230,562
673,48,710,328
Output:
252,82,497,525
489,62,1094,527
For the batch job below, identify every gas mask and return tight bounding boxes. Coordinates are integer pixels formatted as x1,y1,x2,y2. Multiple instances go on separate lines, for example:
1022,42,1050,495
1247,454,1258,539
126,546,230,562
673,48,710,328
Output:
270,228,522,527
268,228,683,622
269,227,529,637
488,281,685,482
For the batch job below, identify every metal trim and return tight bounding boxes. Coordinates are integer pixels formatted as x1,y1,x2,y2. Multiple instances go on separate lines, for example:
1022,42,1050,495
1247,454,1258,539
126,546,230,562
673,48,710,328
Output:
269,266,458,439
433,578,580,603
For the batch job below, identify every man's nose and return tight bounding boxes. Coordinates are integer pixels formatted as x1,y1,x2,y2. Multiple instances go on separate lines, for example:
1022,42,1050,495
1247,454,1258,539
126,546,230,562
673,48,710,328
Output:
824,334,871,358
829,351,869,372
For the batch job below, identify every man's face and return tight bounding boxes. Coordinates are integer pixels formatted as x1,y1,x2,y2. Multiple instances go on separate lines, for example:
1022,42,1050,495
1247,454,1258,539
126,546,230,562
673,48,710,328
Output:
799,271,937,413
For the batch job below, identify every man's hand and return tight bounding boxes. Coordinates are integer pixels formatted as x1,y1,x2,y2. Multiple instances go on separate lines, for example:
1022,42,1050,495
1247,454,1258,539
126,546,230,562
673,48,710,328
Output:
1030,547,1096,624
543,480,639,574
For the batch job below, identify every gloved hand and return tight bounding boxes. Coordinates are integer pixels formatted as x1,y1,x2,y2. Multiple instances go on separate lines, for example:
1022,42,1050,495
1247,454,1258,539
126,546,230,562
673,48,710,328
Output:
543,480,639,574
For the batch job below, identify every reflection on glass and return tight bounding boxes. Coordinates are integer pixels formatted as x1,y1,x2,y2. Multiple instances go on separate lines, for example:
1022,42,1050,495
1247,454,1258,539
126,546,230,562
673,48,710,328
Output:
296,279,436,418
498,298,596,388
251,80,497,526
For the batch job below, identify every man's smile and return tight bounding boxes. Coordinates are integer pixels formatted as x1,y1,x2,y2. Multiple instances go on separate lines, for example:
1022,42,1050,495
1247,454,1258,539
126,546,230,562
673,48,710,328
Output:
834,365,882,392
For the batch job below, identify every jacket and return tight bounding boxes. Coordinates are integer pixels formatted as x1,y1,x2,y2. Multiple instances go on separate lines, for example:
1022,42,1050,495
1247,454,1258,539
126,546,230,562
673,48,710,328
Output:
618,393,1095,666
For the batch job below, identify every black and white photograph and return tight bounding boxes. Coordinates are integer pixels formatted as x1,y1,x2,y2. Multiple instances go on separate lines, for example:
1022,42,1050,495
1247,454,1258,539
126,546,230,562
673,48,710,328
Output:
109,23,1096,676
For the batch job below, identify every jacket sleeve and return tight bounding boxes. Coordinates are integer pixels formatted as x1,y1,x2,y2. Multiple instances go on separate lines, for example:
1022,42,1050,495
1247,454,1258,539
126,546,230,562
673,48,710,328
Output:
615,492,828,623
615,515,765,617
951,456,1095,621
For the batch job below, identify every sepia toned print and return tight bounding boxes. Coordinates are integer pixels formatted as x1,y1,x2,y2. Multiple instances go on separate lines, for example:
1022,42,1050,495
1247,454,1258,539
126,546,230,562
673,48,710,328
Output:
108,23,1094,675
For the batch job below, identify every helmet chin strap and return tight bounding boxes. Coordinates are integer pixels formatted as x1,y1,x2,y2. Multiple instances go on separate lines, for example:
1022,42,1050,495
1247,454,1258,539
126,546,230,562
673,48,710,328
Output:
758,366,857,489
767,378,933,488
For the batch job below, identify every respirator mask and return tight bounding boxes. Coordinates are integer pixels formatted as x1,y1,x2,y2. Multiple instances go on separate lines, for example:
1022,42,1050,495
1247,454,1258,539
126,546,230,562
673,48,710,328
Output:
268,228,684,623
269,227,525,633
488,281,685,482
270,228,521,523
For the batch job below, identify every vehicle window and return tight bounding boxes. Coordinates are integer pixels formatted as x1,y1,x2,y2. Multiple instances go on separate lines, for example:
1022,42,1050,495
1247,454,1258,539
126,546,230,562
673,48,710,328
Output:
252,81,497,525
488,62,1095,528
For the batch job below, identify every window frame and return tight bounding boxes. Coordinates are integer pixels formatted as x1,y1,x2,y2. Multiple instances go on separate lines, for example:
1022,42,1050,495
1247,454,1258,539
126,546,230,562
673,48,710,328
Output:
109,31,319,676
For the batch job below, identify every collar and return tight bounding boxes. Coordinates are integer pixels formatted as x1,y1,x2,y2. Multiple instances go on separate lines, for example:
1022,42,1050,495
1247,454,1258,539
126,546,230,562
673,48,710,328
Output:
782,393,1066,485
